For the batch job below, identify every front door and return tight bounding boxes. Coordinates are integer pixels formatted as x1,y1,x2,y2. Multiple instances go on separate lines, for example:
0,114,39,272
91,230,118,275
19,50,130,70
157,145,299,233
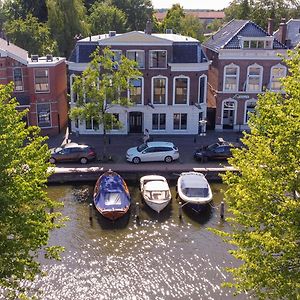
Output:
129,112,143,133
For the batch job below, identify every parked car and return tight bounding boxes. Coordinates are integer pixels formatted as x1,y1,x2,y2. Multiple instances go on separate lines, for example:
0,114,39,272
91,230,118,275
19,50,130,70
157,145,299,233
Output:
194,138,242,162
126,141,179,164
49,142,97,164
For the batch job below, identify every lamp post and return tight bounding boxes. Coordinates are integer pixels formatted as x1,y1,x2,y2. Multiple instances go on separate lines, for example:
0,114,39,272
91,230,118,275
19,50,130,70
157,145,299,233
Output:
199,119,207,136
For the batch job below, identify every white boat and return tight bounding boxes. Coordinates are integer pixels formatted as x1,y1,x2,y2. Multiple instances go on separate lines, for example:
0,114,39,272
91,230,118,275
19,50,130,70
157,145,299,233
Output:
140,175,172,213
177,172,213,208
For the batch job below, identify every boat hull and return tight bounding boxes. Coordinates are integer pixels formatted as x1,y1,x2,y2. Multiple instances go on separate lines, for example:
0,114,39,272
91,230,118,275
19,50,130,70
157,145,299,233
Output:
144,198,170,213
93,170,131,221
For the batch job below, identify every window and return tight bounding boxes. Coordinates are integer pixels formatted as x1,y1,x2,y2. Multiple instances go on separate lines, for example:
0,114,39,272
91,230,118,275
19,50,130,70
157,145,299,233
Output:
129,77,143,104
224,65,239,92
198,75,207,103
244,100,256,123
174,76,189,105
109,113,120,130
270,65,286,91
35,69,49,92
173,113,187,130
70,75,77,102
13,68,23,91
152,113,166,130
247,65,262,92
111,50,122,63
105,78,120,104
126,50,145,68
86,118,99,130
243,40,271,49
37,103,51,127
149,50,167,68
152,77,167,104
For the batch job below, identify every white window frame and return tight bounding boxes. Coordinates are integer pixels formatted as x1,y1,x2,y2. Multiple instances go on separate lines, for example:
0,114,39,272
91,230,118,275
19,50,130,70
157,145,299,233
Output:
151,76,168,105
173,113,188,130
70,74,77,103
128,77,144,105
85,117,99,131
244,99,257,124
126,50,145,69
198,74,207,104
152,113,166,131
223,64,239,92
108,113,120,131
36,103,52,128
173,75,190,105
13,67,24,92
270,64,286,91
246,64,263,92
221,99,237,126
34,68,50,93
149,50,167,69
111,49,122,63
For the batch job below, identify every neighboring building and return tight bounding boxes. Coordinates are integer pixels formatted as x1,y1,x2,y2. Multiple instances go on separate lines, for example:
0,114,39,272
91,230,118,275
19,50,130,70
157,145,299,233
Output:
68,30,210,135
155,10,225,25
0,38,68,135
274,18,300,49
202,19,287,131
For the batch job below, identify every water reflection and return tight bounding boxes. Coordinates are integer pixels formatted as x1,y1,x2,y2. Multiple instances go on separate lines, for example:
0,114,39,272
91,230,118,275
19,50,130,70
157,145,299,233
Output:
29,182,251,300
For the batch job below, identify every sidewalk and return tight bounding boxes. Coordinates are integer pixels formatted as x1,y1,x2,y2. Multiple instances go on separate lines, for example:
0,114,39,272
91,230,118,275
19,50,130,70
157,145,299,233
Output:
46,129,242,182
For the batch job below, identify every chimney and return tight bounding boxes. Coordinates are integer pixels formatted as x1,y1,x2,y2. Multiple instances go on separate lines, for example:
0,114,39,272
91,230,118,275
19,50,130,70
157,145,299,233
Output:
145,19,153,35
267,18,274,35
278,18,287,45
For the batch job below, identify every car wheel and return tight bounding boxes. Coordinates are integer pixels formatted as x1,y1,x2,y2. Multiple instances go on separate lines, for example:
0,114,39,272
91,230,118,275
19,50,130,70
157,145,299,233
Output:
164,156,173,163
80,157,88,164
133,157,141,164
49,157,56,164
201,156,208,163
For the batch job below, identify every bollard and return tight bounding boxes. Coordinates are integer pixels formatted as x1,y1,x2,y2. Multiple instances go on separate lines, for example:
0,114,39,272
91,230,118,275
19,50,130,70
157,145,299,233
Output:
220,201,225,220
178,202,183,219
50,207,54,223
135,202,140,220
89,203,93,225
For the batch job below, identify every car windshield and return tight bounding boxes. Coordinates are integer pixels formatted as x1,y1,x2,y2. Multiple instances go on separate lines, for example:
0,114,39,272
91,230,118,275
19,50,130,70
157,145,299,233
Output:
55,147,63,153
137,143,148,152
207,143,219,151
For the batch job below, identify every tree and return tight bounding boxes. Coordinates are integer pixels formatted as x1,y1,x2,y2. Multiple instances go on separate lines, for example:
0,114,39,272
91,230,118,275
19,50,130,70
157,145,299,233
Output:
0,83,64,299
89,1,127,34
69,47,141,159
47,0,90,57
4,14,58,56
111,0,153,31
217,50,300,299
162,4,185,33
180,14,205,42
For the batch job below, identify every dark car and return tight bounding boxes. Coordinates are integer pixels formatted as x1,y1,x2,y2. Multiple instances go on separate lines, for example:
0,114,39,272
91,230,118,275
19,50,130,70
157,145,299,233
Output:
194,138,241,162
49,142,97,164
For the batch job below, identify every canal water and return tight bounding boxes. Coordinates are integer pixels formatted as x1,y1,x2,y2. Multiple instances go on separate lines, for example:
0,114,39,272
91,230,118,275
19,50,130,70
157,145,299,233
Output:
31,182,250,300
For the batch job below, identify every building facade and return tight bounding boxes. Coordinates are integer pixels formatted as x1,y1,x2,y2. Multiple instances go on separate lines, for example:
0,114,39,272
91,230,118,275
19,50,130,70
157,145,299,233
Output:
68,30,210,135
0,38,68,136
202,20,287,131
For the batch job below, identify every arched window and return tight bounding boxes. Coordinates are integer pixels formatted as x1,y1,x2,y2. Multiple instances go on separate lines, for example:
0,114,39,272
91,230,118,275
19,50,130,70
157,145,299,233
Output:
244,99,257,124
151,76,168,105
223,64,239,92
246,64,263,92
173,75,190,105
270,64,286,91
198,75,207,104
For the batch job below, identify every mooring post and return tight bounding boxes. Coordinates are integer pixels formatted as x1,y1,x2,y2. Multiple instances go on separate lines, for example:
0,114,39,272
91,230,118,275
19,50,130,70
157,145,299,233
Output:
178,202,183,219
135,202,140,221
220,201,225,220
89,203,93,225
50,207,54,223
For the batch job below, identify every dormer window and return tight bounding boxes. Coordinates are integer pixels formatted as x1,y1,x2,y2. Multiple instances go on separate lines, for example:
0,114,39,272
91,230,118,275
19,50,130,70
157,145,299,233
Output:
241,38,273,49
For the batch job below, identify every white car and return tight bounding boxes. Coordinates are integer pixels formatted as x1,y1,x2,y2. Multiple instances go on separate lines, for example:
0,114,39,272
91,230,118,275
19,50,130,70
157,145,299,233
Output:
126,141,180,164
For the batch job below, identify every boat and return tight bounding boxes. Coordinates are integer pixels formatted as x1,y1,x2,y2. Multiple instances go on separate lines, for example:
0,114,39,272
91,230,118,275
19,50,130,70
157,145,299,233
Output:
140,175,172,213
177,171,213,211
93,170,131,221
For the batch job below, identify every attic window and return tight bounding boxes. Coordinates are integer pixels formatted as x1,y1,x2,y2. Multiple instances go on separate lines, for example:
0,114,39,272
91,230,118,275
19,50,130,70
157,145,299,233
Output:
243,40,265,48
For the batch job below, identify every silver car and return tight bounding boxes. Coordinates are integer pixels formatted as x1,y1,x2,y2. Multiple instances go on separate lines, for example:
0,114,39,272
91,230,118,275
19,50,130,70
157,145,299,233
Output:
126,141,179,164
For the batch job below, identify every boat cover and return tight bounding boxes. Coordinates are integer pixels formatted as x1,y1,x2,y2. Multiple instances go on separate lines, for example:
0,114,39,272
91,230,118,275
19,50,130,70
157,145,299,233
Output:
180,173,209,197
145,180,169,191
94,173,131,210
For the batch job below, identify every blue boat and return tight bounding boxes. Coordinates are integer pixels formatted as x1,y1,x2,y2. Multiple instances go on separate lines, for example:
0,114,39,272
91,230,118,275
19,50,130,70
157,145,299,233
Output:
93,170,131,221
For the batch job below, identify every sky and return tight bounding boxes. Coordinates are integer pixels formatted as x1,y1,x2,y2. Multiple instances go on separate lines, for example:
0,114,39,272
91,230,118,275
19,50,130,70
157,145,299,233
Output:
152,0,231,10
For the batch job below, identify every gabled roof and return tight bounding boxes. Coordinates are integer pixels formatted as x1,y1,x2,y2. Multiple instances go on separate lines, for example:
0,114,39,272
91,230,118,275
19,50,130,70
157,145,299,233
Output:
274,19,300,48
203,19,286,52
0,38,28,64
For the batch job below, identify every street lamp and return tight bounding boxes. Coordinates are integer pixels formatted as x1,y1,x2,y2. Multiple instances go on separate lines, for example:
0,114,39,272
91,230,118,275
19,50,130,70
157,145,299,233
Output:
199,119,207,136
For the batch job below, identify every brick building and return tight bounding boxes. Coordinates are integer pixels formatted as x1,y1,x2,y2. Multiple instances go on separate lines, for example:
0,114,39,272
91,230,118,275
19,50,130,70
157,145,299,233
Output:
0,38,68,136
202,20,287,131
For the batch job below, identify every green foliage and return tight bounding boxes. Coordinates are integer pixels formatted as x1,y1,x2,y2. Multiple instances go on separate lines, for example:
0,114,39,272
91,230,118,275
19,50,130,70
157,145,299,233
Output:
180,15,205,42
4,14,58,56
111,0,154,31
0,83,64,298
89,1,127,34
162,4,185,33
218,50,300,299
69,47,141,158
47,0,90,57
